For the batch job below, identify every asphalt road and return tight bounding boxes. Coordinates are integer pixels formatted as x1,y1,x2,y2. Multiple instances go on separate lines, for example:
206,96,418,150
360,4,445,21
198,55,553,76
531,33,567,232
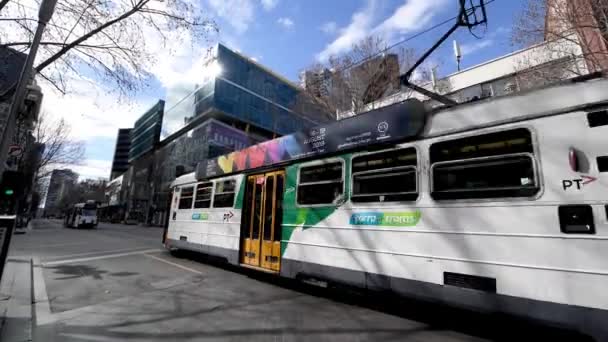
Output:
7,219,589,342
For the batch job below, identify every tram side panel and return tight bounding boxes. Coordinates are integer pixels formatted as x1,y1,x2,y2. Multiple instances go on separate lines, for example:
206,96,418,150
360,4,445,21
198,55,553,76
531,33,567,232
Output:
166,176,244,265
278,111,608,336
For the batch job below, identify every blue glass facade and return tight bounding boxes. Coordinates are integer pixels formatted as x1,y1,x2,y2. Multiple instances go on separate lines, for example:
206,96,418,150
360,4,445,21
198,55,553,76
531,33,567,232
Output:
129,100,164,162
161,44,331,141
150,44,332,225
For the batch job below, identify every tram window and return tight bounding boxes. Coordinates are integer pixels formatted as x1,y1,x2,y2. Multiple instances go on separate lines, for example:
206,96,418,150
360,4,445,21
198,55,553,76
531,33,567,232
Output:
263,176,275,241
352,148,418,202
178,186,194,209
213,179,236,208
274,174,285,242
430,129,539,200
297,161,344,206
193,182,212,209
430,128,534,163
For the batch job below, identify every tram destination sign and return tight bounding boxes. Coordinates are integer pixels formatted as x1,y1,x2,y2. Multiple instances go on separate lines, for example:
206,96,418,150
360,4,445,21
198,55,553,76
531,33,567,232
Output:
196,99,426,180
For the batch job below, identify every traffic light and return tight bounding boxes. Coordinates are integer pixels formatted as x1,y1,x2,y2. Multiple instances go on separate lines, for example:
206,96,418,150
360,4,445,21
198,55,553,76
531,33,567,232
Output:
0,171,25,215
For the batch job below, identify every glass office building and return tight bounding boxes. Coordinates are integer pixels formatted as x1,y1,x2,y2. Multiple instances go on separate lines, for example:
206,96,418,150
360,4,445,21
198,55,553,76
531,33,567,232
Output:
161,44,332,140
129,100,164,162
148,44,333,225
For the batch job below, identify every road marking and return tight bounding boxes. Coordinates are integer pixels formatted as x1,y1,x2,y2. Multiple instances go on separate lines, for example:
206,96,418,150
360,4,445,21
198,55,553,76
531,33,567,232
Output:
43,247,160,263
22,242,89,249
58,333,117,341
43,248,163,266
32,257,53,325
143,253,204,275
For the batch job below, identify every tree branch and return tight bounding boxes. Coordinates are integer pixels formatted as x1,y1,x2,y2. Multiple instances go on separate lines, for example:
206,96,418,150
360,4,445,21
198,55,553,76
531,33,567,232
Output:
0,0,10,13
35,0,150,72
38,71,66,94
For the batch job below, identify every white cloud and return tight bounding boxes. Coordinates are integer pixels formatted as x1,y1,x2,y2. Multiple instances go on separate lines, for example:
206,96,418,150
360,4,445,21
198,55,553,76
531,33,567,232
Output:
316,0,376,61
71,159,113,180
277,17,294,29
208,0,255,34
374,0,447,39
316,0,448,61
320,21,338,35
260,0,279,11
39,79,152,141
460,39,494,56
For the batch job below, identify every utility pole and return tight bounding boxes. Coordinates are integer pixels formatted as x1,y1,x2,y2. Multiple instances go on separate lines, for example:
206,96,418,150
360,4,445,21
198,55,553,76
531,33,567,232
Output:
0,0,57,182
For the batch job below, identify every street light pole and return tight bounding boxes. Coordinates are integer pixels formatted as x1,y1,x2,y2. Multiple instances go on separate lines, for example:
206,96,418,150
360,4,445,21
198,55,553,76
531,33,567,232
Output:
0,0,57,181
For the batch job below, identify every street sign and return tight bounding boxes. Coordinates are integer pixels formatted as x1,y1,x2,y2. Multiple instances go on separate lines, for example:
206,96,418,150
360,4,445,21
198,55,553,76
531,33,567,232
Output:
7,145,23,157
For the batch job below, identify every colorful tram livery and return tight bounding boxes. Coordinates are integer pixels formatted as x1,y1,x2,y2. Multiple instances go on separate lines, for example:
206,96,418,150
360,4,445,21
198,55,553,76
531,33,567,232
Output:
165,77,608,339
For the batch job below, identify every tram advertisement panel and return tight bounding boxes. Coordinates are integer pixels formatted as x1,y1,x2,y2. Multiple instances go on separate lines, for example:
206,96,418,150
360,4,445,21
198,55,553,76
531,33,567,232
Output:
197,99,426,179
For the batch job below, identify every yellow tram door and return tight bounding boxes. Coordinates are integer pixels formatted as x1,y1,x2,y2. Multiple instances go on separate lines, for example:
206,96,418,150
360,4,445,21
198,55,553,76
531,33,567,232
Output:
241,171,284,272
243,175,264,267
259,171,284,271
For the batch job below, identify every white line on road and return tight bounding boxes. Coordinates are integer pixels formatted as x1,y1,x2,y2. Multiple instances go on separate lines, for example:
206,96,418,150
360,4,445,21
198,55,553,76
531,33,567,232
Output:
32,257,53,325
43,247,161,263
22,242,90,249
58,333,118,342
43,248,164,266
143,253,204,275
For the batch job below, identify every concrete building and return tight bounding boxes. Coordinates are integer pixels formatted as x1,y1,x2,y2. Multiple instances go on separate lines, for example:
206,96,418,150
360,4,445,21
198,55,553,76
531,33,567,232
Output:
43,169,78,217
0,47,28,133
109,128,132,180
300,69,333,98
301,54,400,115
546,0,608,72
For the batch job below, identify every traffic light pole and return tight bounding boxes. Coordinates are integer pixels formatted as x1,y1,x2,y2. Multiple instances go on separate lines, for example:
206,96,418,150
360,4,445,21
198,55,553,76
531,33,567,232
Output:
0,0,56,284
0,0,57,182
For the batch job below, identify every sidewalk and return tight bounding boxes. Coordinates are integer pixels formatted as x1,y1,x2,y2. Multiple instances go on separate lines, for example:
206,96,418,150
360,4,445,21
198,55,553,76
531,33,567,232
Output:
0,257,33,342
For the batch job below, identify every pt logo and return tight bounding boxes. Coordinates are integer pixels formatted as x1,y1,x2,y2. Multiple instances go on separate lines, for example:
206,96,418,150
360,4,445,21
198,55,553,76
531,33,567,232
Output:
562,175,597,190
223,211,234,221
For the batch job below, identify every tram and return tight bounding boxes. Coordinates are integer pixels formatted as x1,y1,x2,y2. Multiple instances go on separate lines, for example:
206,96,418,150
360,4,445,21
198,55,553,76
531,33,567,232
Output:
164,77,608,338
64,200,98,228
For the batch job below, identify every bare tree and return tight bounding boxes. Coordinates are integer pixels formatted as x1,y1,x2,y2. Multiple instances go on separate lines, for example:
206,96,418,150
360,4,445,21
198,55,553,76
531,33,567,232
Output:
33,111,85,182
512,0,608,77
302,35,442,117
0,0,218,97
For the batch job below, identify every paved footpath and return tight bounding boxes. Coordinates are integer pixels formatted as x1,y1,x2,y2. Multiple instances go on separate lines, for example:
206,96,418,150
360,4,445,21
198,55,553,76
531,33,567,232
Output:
0,219,592,341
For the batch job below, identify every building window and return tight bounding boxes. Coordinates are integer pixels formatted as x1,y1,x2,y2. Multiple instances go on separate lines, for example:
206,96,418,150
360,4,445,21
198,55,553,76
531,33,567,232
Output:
213,179,236,208
178,186,194,209
352,148,418,203
430,128,539,200
193,182,213,209
297,161,344,206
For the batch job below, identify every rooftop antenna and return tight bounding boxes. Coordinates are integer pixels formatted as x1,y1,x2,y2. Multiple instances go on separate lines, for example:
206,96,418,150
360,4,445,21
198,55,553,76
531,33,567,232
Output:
453,40,462,71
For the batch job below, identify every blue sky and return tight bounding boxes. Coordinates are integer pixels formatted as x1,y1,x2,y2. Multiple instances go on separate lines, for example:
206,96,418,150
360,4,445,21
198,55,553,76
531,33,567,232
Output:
59,0,530,179
212,0,526,81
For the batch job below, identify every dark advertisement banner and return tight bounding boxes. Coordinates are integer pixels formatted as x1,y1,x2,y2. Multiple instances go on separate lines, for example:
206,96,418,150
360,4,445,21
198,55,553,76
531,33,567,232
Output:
207,119,253,152
196,99,426,180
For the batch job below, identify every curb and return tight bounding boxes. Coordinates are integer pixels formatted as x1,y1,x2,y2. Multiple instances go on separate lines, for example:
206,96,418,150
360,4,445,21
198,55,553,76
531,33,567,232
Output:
31,257,51,326
0,257,33,342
